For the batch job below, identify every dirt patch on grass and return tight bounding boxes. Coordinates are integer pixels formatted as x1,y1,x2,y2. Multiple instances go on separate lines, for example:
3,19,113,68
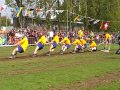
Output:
0,51,85,61
0,52,61,61
0,51,118,77
0,57,100,77
0,50,109,61
50,71,120,90
0,50,117,62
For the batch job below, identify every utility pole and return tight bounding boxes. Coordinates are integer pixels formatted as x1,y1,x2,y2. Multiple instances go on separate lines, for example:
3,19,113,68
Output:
69,0,72,31
0,13,1,29
5,7,8,27
85,0,88,30
67,9,69,33
20,0,23,32
57,0,60,32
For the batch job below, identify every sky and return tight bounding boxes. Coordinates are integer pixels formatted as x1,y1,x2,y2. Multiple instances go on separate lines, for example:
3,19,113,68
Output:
0,0,64,19
0,0,5,5
0,0,11,18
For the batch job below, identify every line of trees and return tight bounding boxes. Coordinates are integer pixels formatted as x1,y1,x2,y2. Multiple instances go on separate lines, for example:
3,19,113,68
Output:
0,16,11,26
5,0,120,31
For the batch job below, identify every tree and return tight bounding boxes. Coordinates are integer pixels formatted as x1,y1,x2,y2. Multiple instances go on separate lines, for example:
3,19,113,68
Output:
5,0,120,31
5,0,22,28
0,16,11,26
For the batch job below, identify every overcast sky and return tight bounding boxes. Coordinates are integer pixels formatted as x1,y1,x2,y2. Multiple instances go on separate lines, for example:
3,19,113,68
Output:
0,0,7,16
0,0,64,18
0,0,5,5
0,0,12,19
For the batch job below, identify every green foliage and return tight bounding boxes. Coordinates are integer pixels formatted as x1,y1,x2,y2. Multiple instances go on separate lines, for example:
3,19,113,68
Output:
0,16,11,26
5,0,120,31
34,16,41,25
5,0,12,5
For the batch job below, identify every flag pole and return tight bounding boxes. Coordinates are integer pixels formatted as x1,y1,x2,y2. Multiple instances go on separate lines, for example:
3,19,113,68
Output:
0,13,1,29
20,0,23,33
6,7,8,27
6,17,7,27
32,17,33,29
67,9,68,33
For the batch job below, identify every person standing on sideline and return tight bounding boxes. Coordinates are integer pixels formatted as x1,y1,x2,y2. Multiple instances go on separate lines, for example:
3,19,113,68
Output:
104,32,111,52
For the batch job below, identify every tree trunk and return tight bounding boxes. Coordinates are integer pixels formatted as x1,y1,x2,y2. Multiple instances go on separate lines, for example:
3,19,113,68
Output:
15,0,20,6
13,0,22,28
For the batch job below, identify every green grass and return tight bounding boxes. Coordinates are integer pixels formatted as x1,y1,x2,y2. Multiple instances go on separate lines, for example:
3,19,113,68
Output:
92,80,120,90
0,44,120,90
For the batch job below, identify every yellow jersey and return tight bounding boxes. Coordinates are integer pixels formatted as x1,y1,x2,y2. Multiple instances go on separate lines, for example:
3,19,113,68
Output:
72,39,82,46
52,35,59,44
80,39,87,45
19,36,29,51
61,37,71,45
78,30,84,37
105,33,111,40
37,35,46,45
90,31,94,37
0,37,2,44
90,41,97,48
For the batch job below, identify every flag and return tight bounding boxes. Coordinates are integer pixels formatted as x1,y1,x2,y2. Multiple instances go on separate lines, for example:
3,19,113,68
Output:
0,7,4,11
89,18,95,24
99,21,104,30
35,8,43,13
74,15,80,22
99,21,110,30
0,5,7,11
36,8,41,13
21,9,28,16
28,10,32,15
103,21,110,31
25,10,29,16
56,10,64,14
16,7,23,17
26,0,28,2
28,10,35,18
93,20,100,24
89,18,94,22
50,10,56,19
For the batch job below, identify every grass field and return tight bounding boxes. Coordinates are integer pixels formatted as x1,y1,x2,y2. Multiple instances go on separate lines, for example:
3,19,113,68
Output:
0,44,120,90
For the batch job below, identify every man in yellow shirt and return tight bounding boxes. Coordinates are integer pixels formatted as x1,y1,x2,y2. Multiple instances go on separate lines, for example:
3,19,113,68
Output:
89,40,97,51
105,33,111,43
72,37,83,53
59,35,71,54
90,31,94,40
32,33,46,57
0,37,2,45
9,34,29,59
103,32,111,52
78,29,84,38
46,32,59,56
80,38,87,49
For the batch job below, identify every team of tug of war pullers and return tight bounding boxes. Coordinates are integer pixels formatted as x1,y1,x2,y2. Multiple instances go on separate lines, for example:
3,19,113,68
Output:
8,29,112,59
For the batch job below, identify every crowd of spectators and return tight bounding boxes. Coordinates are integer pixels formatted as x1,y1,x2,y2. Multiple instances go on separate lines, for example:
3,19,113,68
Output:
0,27,119,45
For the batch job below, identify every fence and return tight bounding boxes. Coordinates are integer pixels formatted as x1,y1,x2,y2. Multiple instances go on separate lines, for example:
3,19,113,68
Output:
28,37,36,45
0,35,119,47
0,37,36,47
